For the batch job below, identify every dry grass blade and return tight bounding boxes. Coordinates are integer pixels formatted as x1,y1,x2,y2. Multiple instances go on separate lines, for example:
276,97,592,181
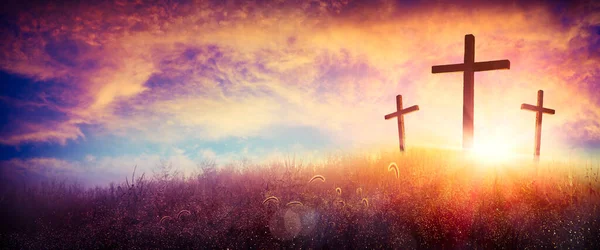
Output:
336,187,342,195
388,162,399,179
286,201,303,207
356,187,363,196
159,216,173,224
309,175,326,183
361,198,369,208
177,210,191,219
262,196,280,205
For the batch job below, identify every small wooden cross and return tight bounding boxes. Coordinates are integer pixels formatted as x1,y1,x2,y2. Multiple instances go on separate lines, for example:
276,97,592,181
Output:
521,90,555,161
432,34,510,150
384,95,419,152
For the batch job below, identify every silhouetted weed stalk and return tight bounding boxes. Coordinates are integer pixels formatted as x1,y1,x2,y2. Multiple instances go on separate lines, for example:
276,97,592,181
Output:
1,148,599,249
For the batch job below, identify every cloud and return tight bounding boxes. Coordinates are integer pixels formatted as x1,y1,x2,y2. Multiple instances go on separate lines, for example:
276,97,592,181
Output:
0,143,329,187
0,0,598,155
0,148,197,187
0,119,84,146
199,148,217,159
0,157,83,186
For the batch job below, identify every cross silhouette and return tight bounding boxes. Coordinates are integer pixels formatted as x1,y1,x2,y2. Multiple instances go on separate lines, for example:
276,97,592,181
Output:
521,90,555,161
384,95,419,152
432,34,510,150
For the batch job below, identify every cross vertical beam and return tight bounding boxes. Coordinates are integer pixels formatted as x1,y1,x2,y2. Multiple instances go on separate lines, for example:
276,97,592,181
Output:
521,90,555,161
396,95,406,151
432,34,510,150
534,90,544,158
463,34,475,150
384,95,419,152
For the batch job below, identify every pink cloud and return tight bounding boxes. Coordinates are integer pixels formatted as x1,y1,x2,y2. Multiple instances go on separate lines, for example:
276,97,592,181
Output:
0,0,597,156
0,120,84,146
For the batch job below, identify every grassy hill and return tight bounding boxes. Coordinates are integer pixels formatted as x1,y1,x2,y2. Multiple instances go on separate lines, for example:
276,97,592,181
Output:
1,148,599,249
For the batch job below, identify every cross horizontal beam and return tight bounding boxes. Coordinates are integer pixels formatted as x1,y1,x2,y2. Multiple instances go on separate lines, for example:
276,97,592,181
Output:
431,60,510,74
385,105,419,120
521,104,555,114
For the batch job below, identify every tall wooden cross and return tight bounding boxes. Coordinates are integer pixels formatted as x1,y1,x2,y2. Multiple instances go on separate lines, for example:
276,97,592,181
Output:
384,95,419,152
432,34,510,150
521,90,555,161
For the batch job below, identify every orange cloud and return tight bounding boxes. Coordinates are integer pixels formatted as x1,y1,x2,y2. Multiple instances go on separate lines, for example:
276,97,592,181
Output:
0,0,597,157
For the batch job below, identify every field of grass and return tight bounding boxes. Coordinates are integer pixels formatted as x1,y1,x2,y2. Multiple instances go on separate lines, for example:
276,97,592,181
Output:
1,148,599,249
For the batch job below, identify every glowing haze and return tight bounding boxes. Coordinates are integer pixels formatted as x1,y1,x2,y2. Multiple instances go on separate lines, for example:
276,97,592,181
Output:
0,0,598,186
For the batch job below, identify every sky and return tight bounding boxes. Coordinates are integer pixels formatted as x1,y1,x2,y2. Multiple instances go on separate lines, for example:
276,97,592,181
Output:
0,0,598,187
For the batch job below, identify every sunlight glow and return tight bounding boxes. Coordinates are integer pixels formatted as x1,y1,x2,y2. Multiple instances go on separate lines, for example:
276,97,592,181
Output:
469,137,519,164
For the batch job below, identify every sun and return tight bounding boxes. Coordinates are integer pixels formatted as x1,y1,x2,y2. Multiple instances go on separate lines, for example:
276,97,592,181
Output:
468,137,518,164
